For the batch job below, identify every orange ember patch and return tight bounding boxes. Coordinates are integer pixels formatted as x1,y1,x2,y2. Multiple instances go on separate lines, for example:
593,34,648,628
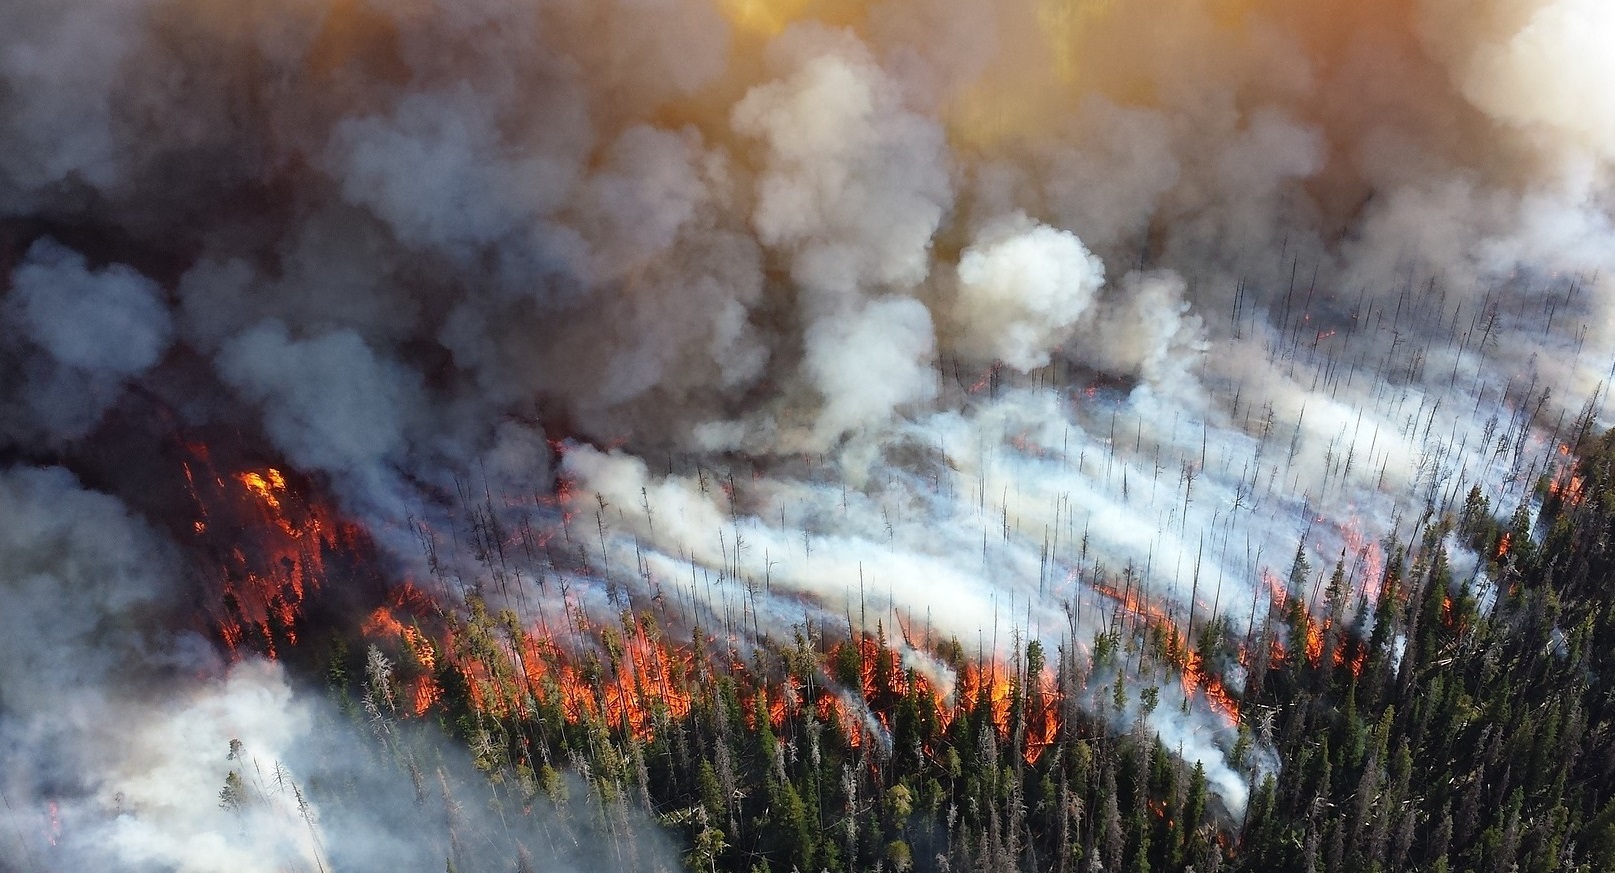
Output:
1092,577,1245,728
1093,579,1186,653
1549,468,1585,506
237,470,286,513
1303,620,1324,664
363,605,407,639
411,676,443,715
184,450,366,660
1261,568,1288,610
1182,652,1241,728
1020,668,1060,764
967,363,1001,394
1341,518,1384,602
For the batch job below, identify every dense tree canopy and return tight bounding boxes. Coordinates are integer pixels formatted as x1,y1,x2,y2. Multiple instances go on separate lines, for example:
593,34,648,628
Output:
328,426,1615,873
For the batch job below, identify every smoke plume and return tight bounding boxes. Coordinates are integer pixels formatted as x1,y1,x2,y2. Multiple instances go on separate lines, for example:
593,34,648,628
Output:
4,0,1615,862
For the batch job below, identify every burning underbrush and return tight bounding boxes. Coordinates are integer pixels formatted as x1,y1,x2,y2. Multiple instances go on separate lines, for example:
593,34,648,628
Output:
83,423,395,666
138,425,1508,873
182,450,363,658
322,540,1426,872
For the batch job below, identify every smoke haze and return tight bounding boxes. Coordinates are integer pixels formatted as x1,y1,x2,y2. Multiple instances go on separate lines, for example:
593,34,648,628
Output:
3,0,1615,864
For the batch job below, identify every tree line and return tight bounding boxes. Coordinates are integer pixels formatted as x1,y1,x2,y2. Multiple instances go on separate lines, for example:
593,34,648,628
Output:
314,426,1615,873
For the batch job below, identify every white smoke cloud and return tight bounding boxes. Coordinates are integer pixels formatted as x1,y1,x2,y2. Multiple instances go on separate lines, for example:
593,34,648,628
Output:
4,0,1615,833
1032,97,1184,255
1070,270,1207,396
732,25,952,309
216,321,422,502
328,84,582,264
7,239,170,375
802,294,940,447
0,239,172,441
1448,0,1615,159
951,213,1105,371
0,1,149,197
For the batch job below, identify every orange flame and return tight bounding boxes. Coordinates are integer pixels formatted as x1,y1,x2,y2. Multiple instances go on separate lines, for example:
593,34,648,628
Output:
1022,668,1060,764
1303,620,1324,664
1093,578,1243,727
185,448,365,661
1181,651,1241,727
1342,518,1384,602
957,662,1017,737
1548,468,1585,506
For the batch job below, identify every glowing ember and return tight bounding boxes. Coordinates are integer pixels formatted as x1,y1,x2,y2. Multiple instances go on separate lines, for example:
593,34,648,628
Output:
1341,517,1385,602
237,470,285,514
182,448,367,661
1303,620,1324,664
1549,467,1585,506
1260,568,1288,610
359,599,1084,766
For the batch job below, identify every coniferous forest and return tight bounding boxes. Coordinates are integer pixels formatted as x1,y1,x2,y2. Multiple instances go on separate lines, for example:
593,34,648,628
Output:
8,3,1615,872
303,422,1615,873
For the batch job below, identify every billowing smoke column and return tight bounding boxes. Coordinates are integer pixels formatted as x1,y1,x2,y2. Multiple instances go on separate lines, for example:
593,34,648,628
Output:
3,0,1615,865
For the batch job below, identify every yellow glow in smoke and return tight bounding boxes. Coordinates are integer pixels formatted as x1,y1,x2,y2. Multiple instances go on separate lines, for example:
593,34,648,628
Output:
947,0,1120,150
716,0,873,44
1208,0,1259,29
717,0,823,38
1038,0,1115,85
948,82,1051,151
714,0,1265,151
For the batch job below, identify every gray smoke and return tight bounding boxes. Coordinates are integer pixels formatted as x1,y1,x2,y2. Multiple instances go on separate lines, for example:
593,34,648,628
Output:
3,0,1615,854
0,240,172,443
0,467,679,871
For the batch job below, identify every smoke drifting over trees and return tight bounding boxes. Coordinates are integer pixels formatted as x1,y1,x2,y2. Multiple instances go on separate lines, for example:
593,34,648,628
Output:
2,0,1614,868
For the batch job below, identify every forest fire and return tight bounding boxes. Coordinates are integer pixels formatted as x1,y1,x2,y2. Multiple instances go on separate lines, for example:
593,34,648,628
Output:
1341,519,1385,603
7,0,1615,867
180,445,367,660
171,438,1177,773
169,428,1424,810
1549,465,1586,507
353,590,1087,767
1092,576,1246,727
160,421,1424,873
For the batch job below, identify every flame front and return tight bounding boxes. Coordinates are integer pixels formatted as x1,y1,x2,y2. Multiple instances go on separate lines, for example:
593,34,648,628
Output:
184,446,366,660
360,603,1089,767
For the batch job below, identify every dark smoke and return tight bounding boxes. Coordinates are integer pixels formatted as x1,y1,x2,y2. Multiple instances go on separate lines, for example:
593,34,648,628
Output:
3,0,1614,864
